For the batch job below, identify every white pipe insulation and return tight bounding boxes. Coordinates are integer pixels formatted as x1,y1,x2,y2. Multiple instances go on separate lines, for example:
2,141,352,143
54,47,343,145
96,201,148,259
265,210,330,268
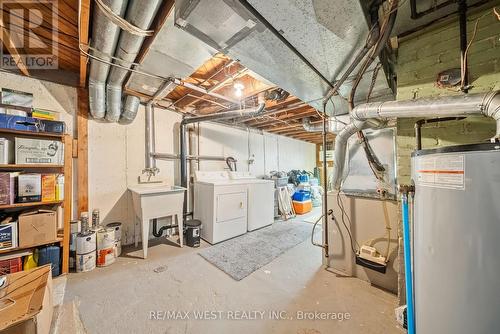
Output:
332,91,500,190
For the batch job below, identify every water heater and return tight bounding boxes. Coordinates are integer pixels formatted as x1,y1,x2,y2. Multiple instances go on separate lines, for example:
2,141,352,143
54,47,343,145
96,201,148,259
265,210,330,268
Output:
411,143,500,333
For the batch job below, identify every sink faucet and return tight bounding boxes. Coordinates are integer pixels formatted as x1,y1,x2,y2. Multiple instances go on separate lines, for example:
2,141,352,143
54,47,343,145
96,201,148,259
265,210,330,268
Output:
141,167,160,182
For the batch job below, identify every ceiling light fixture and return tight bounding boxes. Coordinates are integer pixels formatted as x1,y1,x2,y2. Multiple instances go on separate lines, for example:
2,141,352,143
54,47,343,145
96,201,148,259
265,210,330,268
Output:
233,82,245,98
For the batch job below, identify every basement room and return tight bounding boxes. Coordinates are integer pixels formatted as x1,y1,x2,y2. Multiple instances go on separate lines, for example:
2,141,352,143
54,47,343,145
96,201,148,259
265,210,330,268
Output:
0,0,499,333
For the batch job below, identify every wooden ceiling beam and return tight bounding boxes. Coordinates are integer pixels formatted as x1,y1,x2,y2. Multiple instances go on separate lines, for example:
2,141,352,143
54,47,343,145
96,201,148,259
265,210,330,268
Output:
0,19,29,76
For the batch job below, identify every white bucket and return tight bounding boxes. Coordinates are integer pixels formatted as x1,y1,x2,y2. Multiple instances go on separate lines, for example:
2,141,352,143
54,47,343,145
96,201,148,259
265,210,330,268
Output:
76,252,96,273
106,222,122,257
70,220,81,234
96,228,115,267
76,231,96,255
106,222,122,241
97,247,115,267
97,228,115,250
69,232,79,252
113,241,122,257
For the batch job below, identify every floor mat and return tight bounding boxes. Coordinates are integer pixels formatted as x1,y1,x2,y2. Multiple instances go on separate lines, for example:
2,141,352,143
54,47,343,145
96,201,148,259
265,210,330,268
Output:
198,221,312,281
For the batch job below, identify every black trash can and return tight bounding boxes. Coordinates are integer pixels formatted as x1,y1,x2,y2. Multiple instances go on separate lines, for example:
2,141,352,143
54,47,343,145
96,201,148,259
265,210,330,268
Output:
185,220,201,247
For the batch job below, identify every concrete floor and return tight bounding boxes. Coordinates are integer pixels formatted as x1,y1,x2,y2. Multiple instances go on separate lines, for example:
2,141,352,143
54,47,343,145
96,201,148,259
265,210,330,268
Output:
57,210,402,334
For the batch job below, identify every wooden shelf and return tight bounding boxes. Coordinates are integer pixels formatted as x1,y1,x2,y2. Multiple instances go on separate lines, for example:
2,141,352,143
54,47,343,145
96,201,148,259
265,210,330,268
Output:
0,133,72,274
0,128,64,139
0,164,64,170
0,200,63,210
0,237,63,255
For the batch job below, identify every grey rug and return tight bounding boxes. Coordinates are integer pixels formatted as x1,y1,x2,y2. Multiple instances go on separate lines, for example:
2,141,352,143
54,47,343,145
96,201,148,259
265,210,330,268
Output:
198,221,312,281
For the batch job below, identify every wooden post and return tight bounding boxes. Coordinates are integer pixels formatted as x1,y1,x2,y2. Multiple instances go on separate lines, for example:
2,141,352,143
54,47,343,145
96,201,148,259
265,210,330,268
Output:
77,88,89,215
62,134,73,274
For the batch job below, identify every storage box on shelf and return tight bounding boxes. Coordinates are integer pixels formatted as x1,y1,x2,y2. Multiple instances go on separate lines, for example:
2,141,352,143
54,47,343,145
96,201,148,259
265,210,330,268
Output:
0,127,72,274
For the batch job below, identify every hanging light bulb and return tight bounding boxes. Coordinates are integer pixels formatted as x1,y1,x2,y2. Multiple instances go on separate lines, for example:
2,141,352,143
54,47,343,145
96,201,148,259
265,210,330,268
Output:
233,81,245,98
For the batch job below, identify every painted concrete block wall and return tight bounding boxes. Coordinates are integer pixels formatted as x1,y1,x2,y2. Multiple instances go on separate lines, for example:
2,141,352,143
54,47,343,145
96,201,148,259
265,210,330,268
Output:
395,6,500,303
396,7,500,184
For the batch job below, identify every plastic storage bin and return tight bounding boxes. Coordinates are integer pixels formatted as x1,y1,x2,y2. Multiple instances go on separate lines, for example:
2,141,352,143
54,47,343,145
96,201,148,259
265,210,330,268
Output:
293,200,312,215
292,190,311,202
37,245,61,277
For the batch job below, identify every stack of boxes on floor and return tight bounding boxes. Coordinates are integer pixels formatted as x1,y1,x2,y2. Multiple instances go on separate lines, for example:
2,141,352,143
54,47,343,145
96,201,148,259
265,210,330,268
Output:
0,92,65,276
70,209,122,273
292,174,313,215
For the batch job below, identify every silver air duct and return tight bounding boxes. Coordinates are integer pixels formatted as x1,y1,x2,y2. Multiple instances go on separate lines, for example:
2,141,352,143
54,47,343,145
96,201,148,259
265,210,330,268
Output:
332,91,500,190
120,95,141,124
106,0,162,122
302,117,344,133
88,0,128,119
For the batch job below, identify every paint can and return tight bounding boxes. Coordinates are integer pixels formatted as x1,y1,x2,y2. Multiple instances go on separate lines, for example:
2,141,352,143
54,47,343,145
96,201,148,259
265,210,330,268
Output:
92,209,100,229
76,231,96,255
80,212,89,232
106,222,122,257
76,252,96,273
76,231,96,273
70,219,81,234
96,228,115,267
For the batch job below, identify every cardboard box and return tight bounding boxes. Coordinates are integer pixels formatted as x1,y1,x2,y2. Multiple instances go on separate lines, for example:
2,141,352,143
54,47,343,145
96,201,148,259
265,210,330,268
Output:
0,265,53,334
15,137,64,165
18,210,56,247
0,222,17,250
0,137,14,164
41,174,56,202
18,173,41,203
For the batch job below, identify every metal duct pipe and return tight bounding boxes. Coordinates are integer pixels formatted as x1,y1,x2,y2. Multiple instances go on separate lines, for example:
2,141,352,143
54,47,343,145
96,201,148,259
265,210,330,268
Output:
88,0,128,119
332,91,500,190
106,0,162,122
180,94,266,220
302,117,344,133
120,95,141,124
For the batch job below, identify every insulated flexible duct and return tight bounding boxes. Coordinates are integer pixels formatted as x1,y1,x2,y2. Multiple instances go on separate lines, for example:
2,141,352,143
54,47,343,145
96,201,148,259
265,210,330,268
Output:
88,0,128,119
105,0,162,122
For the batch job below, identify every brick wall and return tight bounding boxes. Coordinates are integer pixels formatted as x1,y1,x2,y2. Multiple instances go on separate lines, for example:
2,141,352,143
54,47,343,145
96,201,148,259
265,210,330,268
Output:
394,6,500,303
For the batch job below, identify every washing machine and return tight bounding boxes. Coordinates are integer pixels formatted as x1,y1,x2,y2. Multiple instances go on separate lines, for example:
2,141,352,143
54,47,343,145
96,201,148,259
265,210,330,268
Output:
228,172,274,231
193,171,248,244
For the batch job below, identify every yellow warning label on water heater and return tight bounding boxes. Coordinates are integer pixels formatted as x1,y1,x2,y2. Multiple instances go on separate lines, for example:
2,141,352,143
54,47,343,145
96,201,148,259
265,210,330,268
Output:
416,154,465,190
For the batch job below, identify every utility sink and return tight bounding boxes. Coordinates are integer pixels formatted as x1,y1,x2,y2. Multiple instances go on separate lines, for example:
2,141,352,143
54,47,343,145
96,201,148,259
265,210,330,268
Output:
128,183,186,258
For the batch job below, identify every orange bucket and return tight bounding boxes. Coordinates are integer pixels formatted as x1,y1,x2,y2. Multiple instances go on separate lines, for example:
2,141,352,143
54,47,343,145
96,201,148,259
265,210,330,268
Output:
293,200,312,215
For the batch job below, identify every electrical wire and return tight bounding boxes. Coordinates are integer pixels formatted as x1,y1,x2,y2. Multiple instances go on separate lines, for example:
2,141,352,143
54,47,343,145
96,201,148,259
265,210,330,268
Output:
311,214,325,248
461,11,492,89
336,192,360,254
